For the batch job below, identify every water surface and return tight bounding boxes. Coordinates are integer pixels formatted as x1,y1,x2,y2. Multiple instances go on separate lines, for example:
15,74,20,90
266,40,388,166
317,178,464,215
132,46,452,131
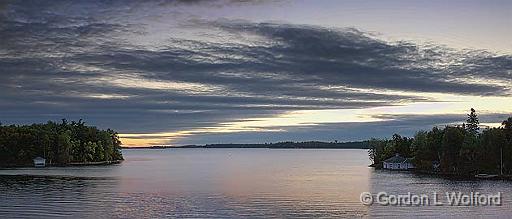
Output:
1,149,511,218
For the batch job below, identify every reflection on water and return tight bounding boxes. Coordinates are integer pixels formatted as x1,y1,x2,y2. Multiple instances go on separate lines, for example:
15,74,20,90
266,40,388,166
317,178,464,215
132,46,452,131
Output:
0,149,511,218
368,171,512,218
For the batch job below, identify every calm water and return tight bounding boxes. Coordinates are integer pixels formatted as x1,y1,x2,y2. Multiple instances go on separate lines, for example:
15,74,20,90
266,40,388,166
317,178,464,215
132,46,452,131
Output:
1,149,512,218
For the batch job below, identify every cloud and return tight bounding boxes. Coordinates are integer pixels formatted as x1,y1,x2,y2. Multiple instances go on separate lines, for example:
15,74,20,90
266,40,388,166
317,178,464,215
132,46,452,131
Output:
207,21,511,94
0,1,511,144
173,113,512,145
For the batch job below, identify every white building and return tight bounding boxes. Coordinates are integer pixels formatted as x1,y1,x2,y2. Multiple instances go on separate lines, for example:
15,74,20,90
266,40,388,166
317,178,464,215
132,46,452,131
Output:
33,157,46,167
382,154,414,170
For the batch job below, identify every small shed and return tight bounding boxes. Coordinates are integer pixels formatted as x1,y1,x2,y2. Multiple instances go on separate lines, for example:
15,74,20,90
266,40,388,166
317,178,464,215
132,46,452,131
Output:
382,154,414,170
33,157,46,167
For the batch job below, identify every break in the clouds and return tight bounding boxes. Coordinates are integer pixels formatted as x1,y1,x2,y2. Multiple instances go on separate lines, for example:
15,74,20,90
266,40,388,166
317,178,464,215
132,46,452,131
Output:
1,0,511,146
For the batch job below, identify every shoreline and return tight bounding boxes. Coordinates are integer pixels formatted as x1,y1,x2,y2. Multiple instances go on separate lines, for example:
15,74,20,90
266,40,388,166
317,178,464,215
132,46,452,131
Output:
67,160,123,166
121,141,369,150
123,147,369,149
122,146,369,150
0,160,123,168
372,166,512,181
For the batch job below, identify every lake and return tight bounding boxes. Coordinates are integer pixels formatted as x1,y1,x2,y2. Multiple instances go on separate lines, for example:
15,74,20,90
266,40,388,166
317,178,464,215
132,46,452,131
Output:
1,149,511,218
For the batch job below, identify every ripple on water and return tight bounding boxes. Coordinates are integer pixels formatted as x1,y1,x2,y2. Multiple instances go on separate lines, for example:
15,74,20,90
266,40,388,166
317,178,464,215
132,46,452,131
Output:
1,149,512,218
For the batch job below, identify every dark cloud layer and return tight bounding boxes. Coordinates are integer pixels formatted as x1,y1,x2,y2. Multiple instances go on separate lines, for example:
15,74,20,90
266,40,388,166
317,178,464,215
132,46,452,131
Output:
0,1,511,144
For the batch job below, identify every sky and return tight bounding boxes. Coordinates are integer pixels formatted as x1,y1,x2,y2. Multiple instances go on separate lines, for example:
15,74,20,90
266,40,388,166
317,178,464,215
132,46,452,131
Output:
0,0,511,146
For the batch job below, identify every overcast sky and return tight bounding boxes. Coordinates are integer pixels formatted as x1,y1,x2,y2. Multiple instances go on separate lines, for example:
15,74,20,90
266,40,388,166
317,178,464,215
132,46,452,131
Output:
1,0,511,146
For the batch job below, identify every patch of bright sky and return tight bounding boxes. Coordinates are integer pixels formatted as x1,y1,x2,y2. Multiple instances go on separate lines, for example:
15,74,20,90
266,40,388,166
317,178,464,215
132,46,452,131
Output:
120,92,512,146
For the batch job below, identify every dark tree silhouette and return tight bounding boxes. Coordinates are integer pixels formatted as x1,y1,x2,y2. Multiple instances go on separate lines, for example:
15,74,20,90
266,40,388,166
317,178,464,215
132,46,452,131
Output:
0,120,123,167
466,108,479,135
369,113,512,176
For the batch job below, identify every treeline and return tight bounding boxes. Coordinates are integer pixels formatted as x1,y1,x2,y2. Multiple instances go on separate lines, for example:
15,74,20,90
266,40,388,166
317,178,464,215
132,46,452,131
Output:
182,141,368,149
369,109,512,175
0,119,123,167
138,141,369,149
265,141,368,149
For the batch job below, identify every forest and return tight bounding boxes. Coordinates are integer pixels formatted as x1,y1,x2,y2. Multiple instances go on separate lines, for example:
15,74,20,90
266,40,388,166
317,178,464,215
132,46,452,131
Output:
0,119,123,167
369,109,512,175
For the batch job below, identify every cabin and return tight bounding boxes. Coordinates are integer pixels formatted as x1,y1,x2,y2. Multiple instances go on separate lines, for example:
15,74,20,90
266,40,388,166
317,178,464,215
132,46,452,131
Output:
382,154,414,170
33,157,46,167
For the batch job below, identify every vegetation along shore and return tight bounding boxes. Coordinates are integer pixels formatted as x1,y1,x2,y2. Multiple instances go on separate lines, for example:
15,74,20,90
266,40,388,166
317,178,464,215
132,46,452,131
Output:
0,119,123,167
369,108,512,178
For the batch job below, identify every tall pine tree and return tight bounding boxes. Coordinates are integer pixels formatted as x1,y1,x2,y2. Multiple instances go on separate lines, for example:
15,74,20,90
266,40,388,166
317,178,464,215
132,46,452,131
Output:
466,108,479,135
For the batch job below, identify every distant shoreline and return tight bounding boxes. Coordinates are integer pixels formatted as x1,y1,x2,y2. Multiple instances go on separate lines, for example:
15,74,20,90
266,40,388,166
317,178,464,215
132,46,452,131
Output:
122,141,369,150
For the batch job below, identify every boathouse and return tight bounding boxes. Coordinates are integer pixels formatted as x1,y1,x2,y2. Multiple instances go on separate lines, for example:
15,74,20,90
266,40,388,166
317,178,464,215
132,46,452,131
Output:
33,157,46,167
382,154,414,170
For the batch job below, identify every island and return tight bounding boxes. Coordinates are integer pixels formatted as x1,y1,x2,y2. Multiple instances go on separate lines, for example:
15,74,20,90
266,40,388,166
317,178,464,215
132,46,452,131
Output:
0,119,123,167
369,109,512,179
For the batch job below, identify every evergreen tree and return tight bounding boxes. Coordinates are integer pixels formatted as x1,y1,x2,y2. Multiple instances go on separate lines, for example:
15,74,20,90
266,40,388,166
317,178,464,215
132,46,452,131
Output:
466,108,479,135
